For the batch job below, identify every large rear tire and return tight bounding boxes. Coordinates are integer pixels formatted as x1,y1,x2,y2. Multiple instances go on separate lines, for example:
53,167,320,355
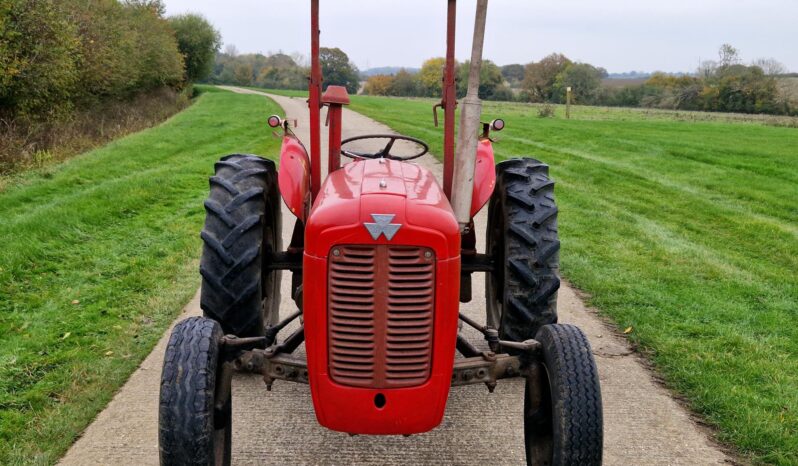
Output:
159,317,232,466
200,154,281,337
525,324,603,466
486,158,560,345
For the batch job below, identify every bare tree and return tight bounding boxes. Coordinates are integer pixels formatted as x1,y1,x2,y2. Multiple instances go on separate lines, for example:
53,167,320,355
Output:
224,44,239,57
752,58,786,76
699,60,718,79
718,44,740,68
291,52,309,68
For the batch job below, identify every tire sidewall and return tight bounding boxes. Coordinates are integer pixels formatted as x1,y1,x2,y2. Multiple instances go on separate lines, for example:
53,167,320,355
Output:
485,191,505,329
539,328,568,464
260,169,282,328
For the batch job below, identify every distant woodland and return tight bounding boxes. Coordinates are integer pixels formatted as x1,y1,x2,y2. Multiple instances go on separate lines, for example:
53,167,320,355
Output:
211,43,796,116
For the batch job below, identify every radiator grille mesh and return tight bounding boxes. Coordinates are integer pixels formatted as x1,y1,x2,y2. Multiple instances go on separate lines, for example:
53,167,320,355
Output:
328,245,435,388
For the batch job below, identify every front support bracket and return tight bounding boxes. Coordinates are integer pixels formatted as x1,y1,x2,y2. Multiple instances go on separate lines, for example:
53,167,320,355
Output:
220,309,543,394
236,352,310,390
451,353,527,392
229,339,542,394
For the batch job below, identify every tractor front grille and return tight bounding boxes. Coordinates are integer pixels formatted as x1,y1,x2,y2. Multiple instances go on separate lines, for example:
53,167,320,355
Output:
328,245,435,388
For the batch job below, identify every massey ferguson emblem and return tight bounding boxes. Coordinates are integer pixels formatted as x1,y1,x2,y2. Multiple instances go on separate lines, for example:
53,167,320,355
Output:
364,214,401,240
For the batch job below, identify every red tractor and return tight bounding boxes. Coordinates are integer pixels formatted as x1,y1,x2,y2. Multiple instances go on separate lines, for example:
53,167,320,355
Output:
158,1,602,464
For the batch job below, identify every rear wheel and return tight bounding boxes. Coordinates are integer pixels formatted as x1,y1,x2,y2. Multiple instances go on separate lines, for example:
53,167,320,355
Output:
200,154,282,337
159,317,232,466
524,324,603,466
486,158,560,345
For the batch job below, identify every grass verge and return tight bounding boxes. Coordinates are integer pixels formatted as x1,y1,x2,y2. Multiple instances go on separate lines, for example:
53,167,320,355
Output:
0,86,281,465
0,87,192,188
349,96,798,465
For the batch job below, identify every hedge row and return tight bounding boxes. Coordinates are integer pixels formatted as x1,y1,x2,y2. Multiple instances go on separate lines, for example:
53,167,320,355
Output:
0,0,184,122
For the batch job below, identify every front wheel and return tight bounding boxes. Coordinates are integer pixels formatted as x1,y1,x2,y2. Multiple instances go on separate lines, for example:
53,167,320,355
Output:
159,317,232,466
524,324,603,466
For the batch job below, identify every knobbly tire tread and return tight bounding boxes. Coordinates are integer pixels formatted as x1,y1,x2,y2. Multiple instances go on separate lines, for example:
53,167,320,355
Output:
487,158,560,343
200,154,281,337
528,324,603,465
159,317,231,466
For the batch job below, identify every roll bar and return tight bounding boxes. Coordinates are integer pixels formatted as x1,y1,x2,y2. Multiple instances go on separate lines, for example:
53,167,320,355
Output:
307,0,488,222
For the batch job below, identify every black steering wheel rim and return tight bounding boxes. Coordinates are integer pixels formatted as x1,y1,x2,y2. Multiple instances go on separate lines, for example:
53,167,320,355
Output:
340,134,429,161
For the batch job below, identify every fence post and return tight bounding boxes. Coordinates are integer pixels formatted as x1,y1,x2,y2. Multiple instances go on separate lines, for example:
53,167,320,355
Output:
566,86,572,119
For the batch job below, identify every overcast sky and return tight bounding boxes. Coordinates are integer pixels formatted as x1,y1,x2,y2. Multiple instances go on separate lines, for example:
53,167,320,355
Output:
164,0,797,73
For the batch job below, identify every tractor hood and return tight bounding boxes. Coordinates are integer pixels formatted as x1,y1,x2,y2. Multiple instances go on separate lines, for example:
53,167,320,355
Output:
302,158,462,435
304,159,460,259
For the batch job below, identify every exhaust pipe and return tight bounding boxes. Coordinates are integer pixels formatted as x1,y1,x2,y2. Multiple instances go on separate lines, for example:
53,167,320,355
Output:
451,0,489,231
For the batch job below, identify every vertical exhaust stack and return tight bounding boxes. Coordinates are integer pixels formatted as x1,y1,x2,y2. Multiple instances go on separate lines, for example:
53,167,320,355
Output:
451,0,489,231
441,0,457,198
308,0,322,199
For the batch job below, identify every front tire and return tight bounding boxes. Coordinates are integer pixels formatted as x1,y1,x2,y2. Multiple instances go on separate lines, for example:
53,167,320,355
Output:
159,317,232,466
486,158,560,344
525,324,603,466
200,154,282,337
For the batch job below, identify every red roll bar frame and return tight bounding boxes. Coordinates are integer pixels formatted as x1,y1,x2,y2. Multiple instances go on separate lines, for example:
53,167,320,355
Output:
307,0,459,202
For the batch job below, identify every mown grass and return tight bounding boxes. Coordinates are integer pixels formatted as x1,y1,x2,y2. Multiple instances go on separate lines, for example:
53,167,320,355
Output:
348,96,798,465
255,85,798,127
241,86,308,98
0,86,281,465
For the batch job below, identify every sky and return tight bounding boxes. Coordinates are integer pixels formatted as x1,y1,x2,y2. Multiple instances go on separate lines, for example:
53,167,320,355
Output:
164,0,797,73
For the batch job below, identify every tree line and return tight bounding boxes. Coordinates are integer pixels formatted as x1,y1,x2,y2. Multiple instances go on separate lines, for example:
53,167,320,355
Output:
364,57,514,101
363,45,794,115
0,0,220,123
210,46,515,101
364,54,599,102
208,46,361,95
213,42,794,116
601,46,794,115
0,0,221,173
363,53,606,103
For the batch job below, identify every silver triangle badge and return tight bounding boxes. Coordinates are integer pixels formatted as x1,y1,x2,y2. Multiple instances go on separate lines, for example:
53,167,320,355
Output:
364,214,402,241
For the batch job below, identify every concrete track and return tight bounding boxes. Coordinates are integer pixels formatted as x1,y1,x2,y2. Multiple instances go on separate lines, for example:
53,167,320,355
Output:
59,87,733,465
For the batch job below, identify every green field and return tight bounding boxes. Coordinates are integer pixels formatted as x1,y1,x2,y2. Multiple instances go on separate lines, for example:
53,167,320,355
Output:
346,96,798,464
0,87,281,464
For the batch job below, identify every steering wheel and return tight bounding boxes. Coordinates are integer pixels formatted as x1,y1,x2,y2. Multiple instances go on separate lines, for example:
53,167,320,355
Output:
340,134,429,161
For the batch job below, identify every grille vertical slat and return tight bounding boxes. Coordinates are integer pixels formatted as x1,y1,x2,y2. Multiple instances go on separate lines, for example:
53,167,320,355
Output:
328,245,435,388
327,246,376,385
